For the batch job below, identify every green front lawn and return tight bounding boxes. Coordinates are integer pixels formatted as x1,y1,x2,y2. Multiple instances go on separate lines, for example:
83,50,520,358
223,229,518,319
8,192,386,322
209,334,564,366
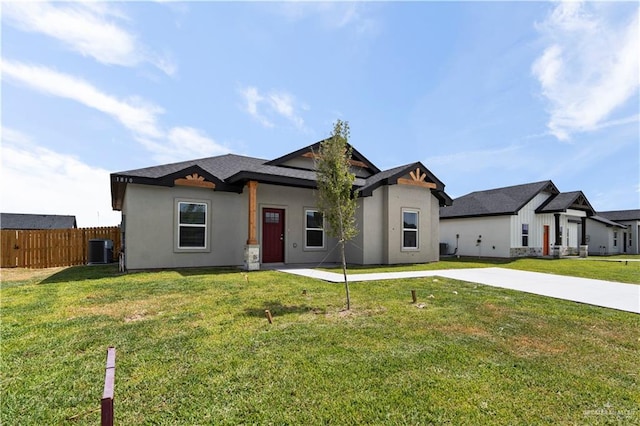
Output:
1,264,638,424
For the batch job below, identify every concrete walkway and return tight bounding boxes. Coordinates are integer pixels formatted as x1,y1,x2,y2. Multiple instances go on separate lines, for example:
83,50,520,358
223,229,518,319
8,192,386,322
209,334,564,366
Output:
278,267,640,314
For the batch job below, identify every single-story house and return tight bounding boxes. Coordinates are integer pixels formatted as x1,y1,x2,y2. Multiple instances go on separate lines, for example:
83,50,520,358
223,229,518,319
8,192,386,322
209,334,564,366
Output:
439,180,595,258
110,141,452,270
587,210,639,255
0,213,77,230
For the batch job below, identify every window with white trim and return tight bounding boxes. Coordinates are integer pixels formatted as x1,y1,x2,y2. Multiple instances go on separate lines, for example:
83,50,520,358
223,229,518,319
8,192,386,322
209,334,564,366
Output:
402,210,419,249
305,209,324,248
178,201,207,249
522,224,529,247
613,231,618,247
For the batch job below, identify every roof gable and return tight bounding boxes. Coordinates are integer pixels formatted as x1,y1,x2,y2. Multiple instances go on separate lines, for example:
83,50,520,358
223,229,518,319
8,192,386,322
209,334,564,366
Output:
358,162,451,205
536,191,595,215
441,181,559,219
265,140,381,176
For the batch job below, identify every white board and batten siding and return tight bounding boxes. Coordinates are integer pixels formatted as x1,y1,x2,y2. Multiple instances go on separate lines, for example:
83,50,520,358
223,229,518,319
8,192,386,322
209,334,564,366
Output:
510,193,552,250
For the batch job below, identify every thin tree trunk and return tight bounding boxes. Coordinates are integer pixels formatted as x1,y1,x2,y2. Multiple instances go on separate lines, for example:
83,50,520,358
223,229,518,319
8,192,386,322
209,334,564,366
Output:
341,239,350,310
339,209,350,310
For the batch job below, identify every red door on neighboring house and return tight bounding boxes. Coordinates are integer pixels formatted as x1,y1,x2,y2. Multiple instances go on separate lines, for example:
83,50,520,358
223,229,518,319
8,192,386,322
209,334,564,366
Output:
543,225,550,256
262,208,285,263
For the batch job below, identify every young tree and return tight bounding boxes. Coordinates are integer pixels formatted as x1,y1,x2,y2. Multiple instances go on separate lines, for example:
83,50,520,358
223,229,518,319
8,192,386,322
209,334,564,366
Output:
315,119,359,310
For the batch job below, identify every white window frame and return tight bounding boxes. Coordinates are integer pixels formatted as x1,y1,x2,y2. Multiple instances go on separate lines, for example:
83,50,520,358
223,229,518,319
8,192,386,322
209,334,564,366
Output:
175,199,210,251
522,223,529,247
402,209,419,250
304,208,325,250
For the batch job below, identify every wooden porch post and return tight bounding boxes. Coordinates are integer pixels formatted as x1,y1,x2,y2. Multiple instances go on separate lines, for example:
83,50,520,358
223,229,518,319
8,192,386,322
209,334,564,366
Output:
246,181,258,245
244,181,260,271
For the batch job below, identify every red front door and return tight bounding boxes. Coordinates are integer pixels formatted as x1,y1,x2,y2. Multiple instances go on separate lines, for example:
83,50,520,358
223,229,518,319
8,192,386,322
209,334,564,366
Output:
543,225,550,256
262,208,285,263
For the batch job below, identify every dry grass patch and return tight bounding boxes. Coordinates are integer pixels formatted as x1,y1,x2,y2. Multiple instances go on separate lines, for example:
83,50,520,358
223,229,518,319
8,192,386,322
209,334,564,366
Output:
510,335,568,357
65,294,186,323
438,323,492,338
0,266,66,284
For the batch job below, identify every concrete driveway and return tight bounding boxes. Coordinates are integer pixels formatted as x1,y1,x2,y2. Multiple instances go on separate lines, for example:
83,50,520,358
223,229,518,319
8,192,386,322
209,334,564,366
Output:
278,267,640,314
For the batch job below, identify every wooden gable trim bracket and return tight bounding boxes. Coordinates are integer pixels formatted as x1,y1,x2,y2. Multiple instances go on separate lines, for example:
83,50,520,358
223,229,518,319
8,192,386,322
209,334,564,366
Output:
398,167,437,189
174,173,216,189
301,151,368,169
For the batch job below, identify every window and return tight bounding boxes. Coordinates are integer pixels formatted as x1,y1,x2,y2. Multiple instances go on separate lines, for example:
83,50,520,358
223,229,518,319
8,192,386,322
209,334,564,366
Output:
178,201,207,249
522,224,529,247
265,211,280,223
305,209,324,248
613,231,618,247
402,210,419,249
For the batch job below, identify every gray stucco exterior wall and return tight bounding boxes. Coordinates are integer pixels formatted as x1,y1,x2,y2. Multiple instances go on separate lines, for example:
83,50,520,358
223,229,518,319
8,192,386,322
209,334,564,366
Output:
385,184,438,264
123,184,247,270
121,181,441,270
255,184,341,265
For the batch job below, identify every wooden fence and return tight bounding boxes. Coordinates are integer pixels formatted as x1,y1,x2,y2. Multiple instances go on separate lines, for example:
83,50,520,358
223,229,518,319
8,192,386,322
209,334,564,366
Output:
1,227,121,268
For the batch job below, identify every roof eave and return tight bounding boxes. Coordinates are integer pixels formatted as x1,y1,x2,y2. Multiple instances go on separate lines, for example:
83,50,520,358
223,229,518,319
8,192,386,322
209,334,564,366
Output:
227,171,318,189
439,211,517,220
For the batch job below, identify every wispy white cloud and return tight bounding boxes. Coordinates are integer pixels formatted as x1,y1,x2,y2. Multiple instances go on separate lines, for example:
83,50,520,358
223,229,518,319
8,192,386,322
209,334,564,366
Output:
239,86,274,128
1,59,164,139
141,127,231,164
532,1,639,141
239,85,307,130
277,2,379,36
1,59,229,163
1,127,121,227
2,1,176,76
426,143,532,173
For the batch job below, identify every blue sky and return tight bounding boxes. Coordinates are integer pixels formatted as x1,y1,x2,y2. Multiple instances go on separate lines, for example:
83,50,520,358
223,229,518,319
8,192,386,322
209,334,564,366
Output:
2,1,638,227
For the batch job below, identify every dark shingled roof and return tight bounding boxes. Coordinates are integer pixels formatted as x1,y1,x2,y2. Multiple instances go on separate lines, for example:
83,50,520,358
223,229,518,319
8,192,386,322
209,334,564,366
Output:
536,191,595,215
116,154,267,180
1,213,77,230
440,181,559,219
598,209,640,221
590,215,627,228
111,142,451,210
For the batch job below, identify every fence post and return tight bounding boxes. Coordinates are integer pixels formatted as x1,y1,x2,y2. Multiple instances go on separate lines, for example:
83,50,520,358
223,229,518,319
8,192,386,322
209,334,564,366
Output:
101,347,116,426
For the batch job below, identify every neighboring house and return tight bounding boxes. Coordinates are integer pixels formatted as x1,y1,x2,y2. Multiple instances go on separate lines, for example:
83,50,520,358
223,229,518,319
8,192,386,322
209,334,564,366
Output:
110,141,452,270
439,181,595,258
587,210,640,255
0,213,77,230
